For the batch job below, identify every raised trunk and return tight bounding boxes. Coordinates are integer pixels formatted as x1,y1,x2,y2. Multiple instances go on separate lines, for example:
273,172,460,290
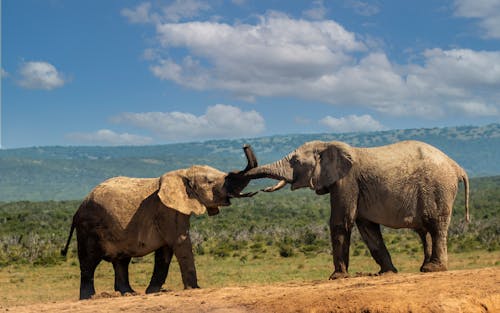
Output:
225,145,260,198
243,144,258,170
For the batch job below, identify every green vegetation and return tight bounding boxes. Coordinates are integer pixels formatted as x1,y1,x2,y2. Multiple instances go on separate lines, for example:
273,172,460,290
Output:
0,176,498,268
0,175,498,306
1,123,499,201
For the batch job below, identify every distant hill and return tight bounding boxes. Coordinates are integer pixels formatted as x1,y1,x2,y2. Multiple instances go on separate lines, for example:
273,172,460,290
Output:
1,124,499,201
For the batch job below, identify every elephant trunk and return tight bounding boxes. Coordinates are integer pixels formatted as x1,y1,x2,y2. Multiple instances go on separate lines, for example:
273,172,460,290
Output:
243,153,294,183
225,145,260,198
243,144,258,171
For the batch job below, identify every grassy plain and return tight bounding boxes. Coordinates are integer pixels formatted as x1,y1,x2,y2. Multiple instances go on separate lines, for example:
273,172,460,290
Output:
1,248,499,306
0,176,498,307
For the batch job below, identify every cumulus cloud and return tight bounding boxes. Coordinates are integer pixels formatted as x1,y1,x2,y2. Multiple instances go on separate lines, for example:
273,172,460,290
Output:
151,12,365,95
454,0,500,38
1,68,8,78
17,61,66,90
404,49,500,116
320,114,385,133
67,129,153,146
112,104,265,141
123,8,500,119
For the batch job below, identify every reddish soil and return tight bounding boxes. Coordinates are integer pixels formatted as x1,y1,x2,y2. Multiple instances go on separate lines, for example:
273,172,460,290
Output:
3,267,499,313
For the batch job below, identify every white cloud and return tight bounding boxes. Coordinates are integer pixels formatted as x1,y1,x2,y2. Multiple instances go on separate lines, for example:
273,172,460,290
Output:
1,68,8,78
320,114,385,133
151,12,365,95
121,0,210,24
17,61,66,90
454,0,500,38
345,0,380,16
126,9,500,119
112,104,265,141
303,0,327,20
121,2,156,24
452,101,498,116
403,49,500,116
163,0,210,22
67,129,153,146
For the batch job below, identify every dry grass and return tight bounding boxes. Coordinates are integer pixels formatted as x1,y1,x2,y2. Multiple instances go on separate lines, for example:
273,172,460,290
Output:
1,250,498,306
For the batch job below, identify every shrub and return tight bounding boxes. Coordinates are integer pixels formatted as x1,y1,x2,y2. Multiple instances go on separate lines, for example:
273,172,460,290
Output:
278,244,294,258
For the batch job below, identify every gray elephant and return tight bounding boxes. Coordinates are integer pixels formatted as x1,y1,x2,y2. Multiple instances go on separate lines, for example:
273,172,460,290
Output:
61,146,258,300
243,140,469,278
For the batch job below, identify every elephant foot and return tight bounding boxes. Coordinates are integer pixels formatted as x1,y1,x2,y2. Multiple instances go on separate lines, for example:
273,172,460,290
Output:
420,261,447,272
79,286,96,300
329,272,350,280
115,287,136,295
379,266,398,275
79,291,94,301
145,285,161,294
378,270,397,276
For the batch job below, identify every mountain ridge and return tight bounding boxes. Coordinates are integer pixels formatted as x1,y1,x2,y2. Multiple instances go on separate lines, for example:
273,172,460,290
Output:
1,123,499,201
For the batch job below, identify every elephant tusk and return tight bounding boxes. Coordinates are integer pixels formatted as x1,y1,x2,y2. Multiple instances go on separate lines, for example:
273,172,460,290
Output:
261,179,287,192
229,191,259,198
238,191,259,197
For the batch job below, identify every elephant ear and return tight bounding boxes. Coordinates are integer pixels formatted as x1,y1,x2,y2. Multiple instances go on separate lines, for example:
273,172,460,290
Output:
312,142,354,194
158,170,207,216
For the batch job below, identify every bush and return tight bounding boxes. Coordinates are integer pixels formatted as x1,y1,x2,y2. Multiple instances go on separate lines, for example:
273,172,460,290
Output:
278,244,294,258
1,176,499,266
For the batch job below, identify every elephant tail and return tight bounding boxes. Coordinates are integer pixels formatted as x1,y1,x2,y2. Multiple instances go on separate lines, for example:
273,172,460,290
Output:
61,213,77,257
460,169,470,223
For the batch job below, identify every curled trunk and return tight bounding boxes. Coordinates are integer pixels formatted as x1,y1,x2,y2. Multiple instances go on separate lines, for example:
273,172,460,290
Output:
225,145,260,198
243,144,258,171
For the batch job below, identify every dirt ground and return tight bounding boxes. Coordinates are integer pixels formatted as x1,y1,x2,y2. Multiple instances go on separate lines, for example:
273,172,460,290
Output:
2,267,499,313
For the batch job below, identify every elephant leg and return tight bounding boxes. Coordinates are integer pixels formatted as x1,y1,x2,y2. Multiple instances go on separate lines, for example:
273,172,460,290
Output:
174,236,199,289
77,233,102,300
329,187,357,280
112,257,135,295
416,229,432,272
356,218,397,274
146,246,174,294
329,223,353,279
421,216,450,272
79,258,101,300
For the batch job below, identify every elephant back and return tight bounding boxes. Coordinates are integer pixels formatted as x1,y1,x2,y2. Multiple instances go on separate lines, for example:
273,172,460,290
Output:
86,177,160,229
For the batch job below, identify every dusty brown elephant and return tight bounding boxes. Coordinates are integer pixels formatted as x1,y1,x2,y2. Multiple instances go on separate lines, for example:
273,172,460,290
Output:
61,146,258,300
243,140,469,279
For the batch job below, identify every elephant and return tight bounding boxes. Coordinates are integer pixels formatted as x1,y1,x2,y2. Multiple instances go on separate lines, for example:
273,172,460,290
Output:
242,140,469,279
61,145,258,300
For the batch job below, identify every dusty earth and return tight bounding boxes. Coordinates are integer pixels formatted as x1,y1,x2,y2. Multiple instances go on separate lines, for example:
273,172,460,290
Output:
3,267,499,313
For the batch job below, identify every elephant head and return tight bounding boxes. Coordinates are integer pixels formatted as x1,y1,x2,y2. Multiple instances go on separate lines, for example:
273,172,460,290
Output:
159,145,258,216
244,141,354,195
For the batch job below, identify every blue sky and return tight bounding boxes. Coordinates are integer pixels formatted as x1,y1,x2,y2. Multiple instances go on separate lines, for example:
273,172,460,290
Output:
2,0,500,148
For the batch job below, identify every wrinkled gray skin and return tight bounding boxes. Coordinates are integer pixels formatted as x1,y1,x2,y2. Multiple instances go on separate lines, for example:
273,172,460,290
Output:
62,146,258,300
244,140,469,279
